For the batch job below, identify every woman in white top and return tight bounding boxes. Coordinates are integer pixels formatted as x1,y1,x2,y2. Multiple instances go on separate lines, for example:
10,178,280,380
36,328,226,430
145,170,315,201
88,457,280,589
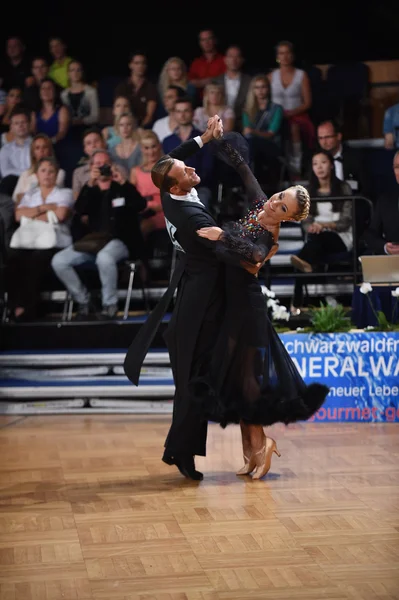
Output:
290,150,352,313
269,41,315,174
61,61,99,125
13,133,65,205
7,156,74,321
193,83,235,133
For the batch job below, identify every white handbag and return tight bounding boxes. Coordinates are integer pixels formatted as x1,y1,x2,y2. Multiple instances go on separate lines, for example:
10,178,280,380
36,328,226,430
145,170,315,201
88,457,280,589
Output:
10,210,72,250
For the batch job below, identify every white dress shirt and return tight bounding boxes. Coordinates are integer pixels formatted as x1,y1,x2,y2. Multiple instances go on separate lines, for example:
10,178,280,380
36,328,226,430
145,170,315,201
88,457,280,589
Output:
0,137,32,178
224,74,241,108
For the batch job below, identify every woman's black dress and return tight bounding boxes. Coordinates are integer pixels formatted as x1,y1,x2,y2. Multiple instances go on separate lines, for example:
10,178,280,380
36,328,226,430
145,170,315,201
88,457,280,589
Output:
189,138,329,428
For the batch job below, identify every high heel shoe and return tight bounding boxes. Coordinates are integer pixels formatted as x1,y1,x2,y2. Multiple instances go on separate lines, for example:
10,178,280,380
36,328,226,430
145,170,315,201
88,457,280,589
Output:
252,437,281,480
236,453,257,476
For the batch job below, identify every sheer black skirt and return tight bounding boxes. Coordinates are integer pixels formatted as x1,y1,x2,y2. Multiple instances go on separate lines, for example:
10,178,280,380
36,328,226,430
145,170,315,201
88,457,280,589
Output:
189,267,329,428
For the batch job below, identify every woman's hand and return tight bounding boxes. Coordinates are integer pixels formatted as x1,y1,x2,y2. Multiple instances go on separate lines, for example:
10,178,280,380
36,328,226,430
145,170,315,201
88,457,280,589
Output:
197,226,223,241
308,222,324,234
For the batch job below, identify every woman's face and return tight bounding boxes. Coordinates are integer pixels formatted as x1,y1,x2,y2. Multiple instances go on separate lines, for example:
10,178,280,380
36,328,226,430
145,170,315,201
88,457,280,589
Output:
167,61,183,81
258,188,299,225
141,138,161,162
33,138,51,161
40,81,55,102
7,88,21,108
253,80,269,100
207,87,222,104
119,116,134,138
113,97,130,116
68,62,83,84
312,153,332,180
37,161,57,187
277,44,293,67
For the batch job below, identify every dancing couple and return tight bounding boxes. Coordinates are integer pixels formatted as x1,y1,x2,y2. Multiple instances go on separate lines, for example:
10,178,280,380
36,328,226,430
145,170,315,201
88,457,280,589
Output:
124,115,329,480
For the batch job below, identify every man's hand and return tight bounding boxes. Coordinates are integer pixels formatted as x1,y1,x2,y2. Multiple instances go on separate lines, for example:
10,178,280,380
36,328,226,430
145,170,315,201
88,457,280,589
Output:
197,226,223,241
200,115,223,144
88,165,101,187
386,242,399,255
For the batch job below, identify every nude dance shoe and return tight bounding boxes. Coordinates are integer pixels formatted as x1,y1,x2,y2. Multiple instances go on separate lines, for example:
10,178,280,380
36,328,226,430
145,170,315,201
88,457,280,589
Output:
252,437,281,480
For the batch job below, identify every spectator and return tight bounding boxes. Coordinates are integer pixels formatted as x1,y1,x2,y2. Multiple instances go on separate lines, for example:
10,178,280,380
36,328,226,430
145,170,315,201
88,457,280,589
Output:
48,37,73,89
363,151,399,256
269,40,314,175
1,37,32,91
157,57,197,109
13,133,65,204
162,96,215,209
383,100,399,150
72,127,106,200
193,82,235,133
290,150,353,314
23,57,51,113
0,107,32,196
31,78,70,145
130,130,165,239
60,60,99,140
213,45,251,133
114,51,157,127
109,112,142,174
152,85,185,143
0,87,23,146
188,29,225,95
51,149,146,320
6,156,74,321
102,95,131,149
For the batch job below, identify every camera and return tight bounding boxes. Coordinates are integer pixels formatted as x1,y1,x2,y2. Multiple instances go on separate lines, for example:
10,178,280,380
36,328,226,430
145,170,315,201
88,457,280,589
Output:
99,164,112,177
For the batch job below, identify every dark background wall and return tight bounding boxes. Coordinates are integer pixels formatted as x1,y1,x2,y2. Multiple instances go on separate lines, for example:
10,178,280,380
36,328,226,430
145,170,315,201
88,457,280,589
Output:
1,4,398,81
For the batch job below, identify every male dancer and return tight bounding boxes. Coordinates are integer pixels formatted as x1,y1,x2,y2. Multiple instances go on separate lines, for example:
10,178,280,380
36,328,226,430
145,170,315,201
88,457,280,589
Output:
124,116,225,480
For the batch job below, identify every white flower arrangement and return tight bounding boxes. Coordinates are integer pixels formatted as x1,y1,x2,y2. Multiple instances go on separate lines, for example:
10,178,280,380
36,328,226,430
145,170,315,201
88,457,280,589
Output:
262,286,290,322
359,282,399,330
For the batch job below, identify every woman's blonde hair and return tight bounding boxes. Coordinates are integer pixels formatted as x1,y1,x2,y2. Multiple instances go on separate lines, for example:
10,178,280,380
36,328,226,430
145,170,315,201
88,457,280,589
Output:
158,56,188,99
139,130,161,165
29,134,55,174
291,185,311,221
244,74,270,123
202,83,226,115
114,112,139,141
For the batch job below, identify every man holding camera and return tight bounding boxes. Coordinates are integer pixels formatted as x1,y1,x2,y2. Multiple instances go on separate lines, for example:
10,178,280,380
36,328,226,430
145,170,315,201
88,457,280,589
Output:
51,149,146,319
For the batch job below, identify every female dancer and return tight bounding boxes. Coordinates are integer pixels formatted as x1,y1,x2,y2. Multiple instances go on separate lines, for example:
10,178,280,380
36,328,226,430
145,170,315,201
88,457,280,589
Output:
193,136,329,479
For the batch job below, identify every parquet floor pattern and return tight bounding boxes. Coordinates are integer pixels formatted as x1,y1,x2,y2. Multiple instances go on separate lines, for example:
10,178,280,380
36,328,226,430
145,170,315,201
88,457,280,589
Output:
0,415,398,599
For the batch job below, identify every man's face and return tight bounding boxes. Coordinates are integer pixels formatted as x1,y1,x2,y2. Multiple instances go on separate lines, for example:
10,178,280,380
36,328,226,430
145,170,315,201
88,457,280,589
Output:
7,38,23,60
199,30,216,53
174,102,193,127
10,114,29,138
317,123,341,154
129,54,147,77
169,158,200,193
32,59,48,82
84,133,105,157
49,39,66,60
394,154,399,185
92,152,112,180
163,88,178,113
225,47,243,72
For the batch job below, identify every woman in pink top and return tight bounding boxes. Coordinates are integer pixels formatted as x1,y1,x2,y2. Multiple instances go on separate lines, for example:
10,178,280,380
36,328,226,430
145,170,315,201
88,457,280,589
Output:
130,131,165,238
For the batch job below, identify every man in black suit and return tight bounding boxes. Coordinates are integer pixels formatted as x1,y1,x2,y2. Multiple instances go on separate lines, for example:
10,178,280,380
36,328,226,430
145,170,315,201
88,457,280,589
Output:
125,116,228,480
213,45,251,133
317,119,370,199
363,151,399,255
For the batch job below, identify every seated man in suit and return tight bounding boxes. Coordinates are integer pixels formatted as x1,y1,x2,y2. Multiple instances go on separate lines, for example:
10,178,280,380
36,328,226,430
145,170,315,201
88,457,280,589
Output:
317,119,370,199
362,150,399,256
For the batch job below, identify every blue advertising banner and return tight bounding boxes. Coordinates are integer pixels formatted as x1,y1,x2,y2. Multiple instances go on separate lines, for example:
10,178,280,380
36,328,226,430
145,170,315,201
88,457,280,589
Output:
281,331,399,422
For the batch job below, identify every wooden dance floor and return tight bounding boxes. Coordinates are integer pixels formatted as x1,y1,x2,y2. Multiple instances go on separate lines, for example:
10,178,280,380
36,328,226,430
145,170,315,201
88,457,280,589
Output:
1,415,399,599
